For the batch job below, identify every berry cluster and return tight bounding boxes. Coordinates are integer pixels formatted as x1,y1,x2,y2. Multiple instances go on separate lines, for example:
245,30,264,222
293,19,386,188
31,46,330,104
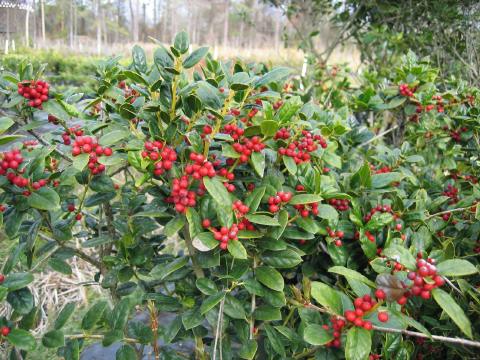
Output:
399,83,415,97
217,168,235,181
142,141,177,176
267,191,293,213
323,317,345,348
442,184,459,204
17,80,50,108
232,136,265,163
273,100,283,110
328,198,350,211
229,108,241,116
344,295,378,330
167,176,197,213
212,224,239,250
327,227,344,246
447,127,468,142
71,136,113,175
294,202,319,218
403,255,444,302
222,124,244,140
372,165,391,174
432,95,444,113
278,131,327,164
232,200,249,217
0,148,24,173
363,204,394,223
274,128,290,140
62,126,84,145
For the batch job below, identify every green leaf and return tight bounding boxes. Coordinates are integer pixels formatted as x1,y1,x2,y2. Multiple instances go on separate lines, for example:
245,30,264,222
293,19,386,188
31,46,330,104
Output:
264,324,286,357
82,301,108,330
432,288,472,338
42,329,64,348
64,339,80,360
437,259,478,277
245,186,266,213
260,120,278,137
197,81,221,109
389,309,431,338
345,327,371,360
3,272,34,291
99,130,129,146
127,320,153,344
109,298,131,330
182,307,203,330
7,288,34,314
245,214,279,226
196,278,218,295
365,212,394,231
317,204,338,220
223,295,247,319
253,305,282,321
203,176,232,208
183,47,209,68
0,134,24,145
81,236,114,248
250,151,265,177
382,245,417,270
255,67,292,88
222,143,240,158
200,291,225,315
163,215,186,237
150,257,188,281
311,282,342,315
27,187,60,210
90,174,114,193
192,232,219,251
0,116,14,134
350,162,371,188
7,328,36,351
42,99,71,122
227,240,248,259
49,258,72,275
290,194,323,205
304,324,334,345
371,172,404,188
262,249,302,268
329,266,376,287
72,153,89,171
54,303,76,330
239,339,258,360
256,266,284,291
116,344,137,360
132,45,148,73
283,156,297,175
295,217,320,234
174,31,189,53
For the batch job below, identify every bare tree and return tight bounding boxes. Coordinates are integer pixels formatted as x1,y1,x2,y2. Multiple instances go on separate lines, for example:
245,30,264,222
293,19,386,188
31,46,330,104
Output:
223,0,229,47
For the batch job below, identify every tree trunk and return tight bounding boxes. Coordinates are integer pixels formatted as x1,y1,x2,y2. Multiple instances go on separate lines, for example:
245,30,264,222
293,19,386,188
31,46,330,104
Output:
96,0,102,54
274,10,281,52
69,0,74,48
129,0,139,42
25,9,30,47
223,0,230,47
40,0,46,43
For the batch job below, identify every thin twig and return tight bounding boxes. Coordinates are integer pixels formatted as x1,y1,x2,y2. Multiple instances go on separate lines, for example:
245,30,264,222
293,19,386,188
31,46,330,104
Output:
213,295,226,360
426,207,470,220
359,125,400,147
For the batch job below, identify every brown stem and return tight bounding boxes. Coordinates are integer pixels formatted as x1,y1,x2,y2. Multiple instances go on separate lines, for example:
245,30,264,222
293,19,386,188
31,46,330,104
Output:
147,300,160,360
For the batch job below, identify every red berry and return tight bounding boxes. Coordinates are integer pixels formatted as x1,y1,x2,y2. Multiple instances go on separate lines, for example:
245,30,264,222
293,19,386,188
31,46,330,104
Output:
377,312,389,322
375,289,386,300
0,274,4,284
202,219,211,228
1,326,10,336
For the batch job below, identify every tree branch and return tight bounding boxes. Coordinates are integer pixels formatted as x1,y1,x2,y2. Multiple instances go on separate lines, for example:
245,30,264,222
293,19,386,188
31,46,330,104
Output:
289,300,480,349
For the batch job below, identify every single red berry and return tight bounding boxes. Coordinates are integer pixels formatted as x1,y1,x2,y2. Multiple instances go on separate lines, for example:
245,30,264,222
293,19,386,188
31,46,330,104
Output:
67,204,75,212
0,274,4,284
375,289,386,300
1,326,10,336
75,213,82,221
395,223,402,231
202,219,211,228
377,312,389,322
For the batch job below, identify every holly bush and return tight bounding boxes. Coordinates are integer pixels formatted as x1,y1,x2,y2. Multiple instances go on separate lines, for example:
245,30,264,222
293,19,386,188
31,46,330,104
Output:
0,34,479,360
